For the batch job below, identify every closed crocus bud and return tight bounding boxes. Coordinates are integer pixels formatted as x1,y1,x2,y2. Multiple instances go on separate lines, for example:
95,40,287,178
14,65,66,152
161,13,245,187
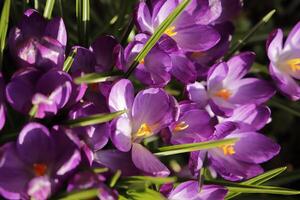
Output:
8,9,67,71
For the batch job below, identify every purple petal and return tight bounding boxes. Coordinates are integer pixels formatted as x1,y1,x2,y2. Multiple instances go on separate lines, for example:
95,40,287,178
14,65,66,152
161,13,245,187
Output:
267,29,283,62
132,143,170,177
90,35,118,72
17,123,55,165
70,46,96,74
285,21,300,49
27,176,51,200
110,117,132,152
134,2,154,33
186,82,208,108
230,131,280,164
45,17,67,47
174,25,220,51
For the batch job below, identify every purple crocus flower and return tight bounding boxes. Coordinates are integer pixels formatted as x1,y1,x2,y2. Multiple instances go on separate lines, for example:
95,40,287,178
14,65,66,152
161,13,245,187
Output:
189,122,280,181
0,73,6,130
0,123,81,200
134,0,220,52
167,181,227,200
108,79,177,176
267,22,300,100
67,171,118,200
8,9,66,71
169,101,215,144
5,68,86,118
187,52,276,117
71,35,118,75
67,102,111,165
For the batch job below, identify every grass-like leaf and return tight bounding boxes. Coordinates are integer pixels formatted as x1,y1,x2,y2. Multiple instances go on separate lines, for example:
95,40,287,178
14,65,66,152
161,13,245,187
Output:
126,189,166,200
65,110,125,127
76,0,90,46
0,0,11,70
63,48,77,72
155,138,239,156
124,176,176,185
124,0,191,77
74,72,120,84
59,188,98,200
225,9,276,59
225,167,287,199
226,185,300,196
43,0,55,19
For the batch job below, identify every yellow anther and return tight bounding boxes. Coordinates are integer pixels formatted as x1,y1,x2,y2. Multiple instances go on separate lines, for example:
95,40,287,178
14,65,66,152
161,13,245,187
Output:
135,123,152,137
286,58,300,72
164,26,177,37
173,121,189,132
139,59,145,65
220,144,235,156
214,89,231,101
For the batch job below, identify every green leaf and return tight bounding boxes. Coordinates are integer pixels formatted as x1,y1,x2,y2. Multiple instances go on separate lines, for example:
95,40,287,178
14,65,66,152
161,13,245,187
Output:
126,189,166,200
74,72,120,84
226,185,300,196
225,9,276,59
65,110,125,127
124,0,191,77
155,138,239,156
225,167,287,199
76,0,90,46
63,48,78,72
0,0,11,70
59,188,98,200
124,176,176,185
93,167,109,173
43,0,56,19
109,170,122,188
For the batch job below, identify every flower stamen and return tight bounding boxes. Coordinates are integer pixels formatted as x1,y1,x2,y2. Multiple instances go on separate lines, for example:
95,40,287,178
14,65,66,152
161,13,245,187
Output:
173,121,189,132
135,123,152,137
286,58,300,72
33,163,47,176
220,144,235,156
164,26,177,37
214,89,231,100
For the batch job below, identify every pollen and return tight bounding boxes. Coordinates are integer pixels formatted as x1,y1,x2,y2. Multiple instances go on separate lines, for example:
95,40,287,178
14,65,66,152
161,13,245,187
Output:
136,123,152,137
33,163,47,176
214,89,231,100
173,121,189,132
164,26,177,37
286,58,300,72
220,144,235,156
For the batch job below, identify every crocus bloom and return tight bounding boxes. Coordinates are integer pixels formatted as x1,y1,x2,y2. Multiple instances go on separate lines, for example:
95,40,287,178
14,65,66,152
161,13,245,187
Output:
67,171,118,200
167,181,227,200
189,122,280,181
6,68,85,118
0,73,6,130
169,101,215,144
0,123,81,200
68,102,111,165
134,0,220,51
187,52,275,117
8,9,66,71
267,22,300,100
108,79,177,176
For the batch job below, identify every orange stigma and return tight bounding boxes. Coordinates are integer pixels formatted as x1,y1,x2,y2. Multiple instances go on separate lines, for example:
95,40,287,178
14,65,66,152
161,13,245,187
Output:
33,163,47,176
164,26,177,37
214,89,231,100
135,123,152,137
220,144,235,156
286,58,300,72
139,59,145,65
173,121,189,132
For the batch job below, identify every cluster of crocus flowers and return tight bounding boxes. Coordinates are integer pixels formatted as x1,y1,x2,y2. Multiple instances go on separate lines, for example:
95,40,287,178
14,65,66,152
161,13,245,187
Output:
0,0,297,199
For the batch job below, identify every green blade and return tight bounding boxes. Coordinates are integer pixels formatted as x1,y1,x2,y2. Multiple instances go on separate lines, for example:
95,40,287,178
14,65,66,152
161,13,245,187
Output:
0,0,11,69
63,48,77,72
74,72,120,84
43,0,55,19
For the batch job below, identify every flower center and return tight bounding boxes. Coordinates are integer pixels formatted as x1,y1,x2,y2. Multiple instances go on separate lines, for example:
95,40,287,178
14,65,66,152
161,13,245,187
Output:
286,58,300,72
139,59,145,65
164,26,177,37
173,121,189,132
220,144,235,156
214,89,231,100
33,163,47,176
135,123,152,137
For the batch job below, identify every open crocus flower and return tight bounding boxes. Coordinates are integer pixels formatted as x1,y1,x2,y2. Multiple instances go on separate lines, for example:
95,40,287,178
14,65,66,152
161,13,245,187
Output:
189,122,280,181
5,68,86,118
267,22,300,100
0,123,81,200
187,52,275,117
167,181,227,200
169,101,215,144
8,9,66,71
0,73,6,130
134,0,220,52
108,79,177,176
